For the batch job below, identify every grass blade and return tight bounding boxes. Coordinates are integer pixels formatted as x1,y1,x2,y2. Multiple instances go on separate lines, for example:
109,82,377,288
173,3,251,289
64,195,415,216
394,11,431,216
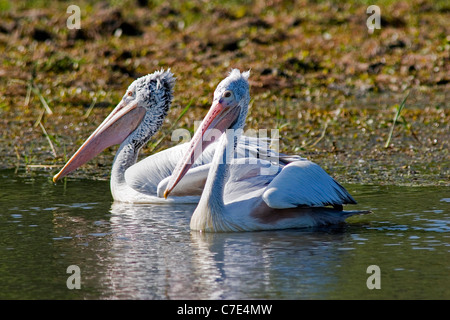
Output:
39,121,57,158
384,91,409,148
84,96,98,118
31,84,53,115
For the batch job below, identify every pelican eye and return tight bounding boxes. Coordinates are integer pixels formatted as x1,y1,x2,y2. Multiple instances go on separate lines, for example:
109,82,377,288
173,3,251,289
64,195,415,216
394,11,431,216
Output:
223,91,232,98
127,91,133,96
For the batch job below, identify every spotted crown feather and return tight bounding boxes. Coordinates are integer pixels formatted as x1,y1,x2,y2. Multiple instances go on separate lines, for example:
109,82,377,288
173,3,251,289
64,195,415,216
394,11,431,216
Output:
127,69,176,149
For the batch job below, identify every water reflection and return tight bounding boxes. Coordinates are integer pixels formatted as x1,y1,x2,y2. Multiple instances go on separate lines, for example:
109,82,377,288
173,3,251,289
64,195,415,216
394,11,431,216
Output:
188,228,351,299
1,170,449,299
106,202,357,299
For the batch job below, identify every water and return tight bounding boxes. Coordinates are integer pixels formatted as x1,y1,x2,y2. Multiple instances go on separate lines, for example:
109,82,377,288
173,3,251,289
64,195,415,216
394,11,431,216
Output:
0,169,449,299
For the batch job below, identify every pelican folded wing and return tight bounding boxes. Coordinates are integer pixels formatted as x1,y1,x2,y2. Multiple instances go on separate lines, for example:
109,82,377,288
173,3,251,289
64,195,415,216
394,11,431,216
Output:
262,160,357,209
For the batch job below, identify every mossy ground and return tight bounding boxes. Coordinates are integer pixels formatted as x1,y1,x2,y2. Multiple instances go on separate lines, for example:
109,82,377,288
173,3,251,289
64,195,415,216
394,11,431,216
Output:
0,0,448,185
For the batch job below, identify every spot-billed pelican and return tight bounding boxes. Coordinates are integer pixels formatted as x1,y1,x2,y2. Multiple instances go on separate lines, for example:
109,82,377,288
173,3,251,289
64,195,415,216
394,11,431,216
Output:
164,69,369,231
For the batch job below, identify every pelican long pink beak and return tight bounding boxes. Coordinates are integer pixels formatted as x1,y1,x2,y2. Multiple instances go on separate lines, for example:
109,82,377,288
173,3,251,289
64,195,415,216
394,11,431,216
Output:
163,100,241,199
52,100,146,182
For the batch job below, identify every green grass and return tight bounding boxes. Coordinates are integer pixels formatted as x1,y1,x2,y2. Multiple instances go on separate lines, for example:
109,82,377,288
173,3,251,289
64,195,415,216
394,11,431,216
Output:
384,91,409,148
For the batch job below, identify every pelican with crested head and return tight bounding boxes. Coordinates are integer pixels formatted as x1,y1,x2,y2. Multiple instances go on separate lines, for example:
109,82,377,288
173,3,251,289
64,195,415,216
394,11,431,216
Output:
53,69,185,202
52,69,289,203
164,69,370,232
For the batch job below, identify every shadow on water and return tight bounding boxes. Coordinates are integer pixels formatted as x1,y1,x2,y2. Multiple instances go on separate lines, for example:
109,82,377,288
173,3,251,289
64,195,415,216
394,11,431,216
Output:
0,169,449,299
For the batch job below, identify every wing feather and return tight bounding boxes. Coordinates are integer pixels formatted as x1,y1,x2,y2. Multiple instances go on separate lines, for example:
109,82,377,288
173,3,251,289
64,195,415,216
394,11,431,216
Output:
262,160,356,209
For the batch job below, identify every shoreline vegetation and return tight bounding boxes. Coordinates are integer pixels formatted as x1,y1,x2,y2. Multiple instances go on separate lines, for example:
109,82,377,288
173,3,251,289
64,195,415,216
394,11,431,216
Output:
0,0,448,186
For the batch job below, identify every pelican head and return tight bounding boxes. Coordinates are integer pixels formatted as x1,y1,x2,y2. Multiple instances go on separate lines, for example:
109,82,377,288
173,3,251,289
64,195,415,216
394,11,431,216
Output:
209,68,250,131
164,69,250,198
53,69,175,182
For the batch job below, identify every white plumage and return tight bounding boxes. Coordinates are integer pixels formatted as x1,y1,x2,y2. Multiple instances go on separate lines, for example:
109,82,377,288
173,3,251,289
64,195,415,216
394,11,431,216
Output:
53,69,291,204
164,69,368,232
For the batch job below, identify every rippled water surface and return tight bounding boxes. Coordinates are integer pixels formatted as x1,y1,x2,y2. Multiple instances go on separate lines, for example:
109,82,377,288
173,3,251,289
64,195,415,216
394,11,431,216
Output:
1,169,449,299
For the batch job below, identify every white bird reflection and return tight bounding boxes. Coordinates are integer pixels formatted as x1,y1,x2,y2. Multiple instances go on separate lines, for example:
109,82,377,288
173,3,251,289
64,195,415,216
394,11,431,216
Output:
105,202,351,299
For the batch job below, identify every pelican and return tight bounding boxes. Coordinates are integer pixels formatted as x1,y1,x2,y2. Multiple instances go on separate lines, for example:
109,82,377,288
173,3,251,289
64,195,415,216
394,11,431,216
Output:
164,69,369,232
52,69,289,203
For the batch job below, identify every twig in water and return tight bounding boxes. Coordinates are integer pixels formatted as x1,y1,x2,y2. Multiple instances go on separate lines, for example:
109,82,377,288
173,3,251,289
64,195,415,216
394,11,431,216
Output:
26,164,61,168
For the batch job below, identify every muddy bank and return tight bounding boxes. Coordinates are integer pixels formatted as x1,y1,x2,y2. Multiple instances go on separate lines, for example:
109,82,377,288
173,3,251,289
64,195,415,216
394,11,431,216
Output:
0,0,448,186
